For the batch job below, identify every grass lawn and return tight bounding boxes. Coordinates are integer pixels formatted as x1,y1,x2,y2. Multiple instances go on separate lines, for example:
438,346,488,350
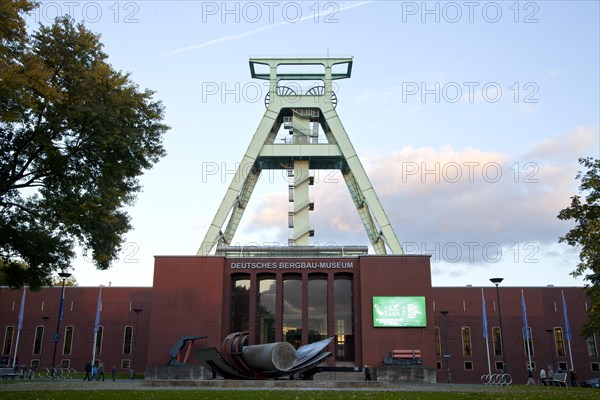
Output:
0,386,598,400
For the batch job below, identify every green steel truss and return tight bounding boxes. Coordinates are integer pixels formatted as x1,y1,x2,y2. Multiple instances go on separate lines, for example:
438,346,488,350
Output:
197,57,403,255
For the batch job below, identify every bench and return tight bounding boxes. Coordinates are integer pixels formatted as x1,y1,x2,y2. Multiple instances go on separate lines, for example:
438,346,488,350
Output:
549,372,568,387
383,349,422,366
0,367,21,380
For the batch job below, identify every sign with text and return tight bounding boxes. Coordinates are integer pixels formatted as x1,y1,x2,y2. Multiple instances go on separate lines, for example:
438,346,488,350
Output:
372,296,427,328
229,261,353,270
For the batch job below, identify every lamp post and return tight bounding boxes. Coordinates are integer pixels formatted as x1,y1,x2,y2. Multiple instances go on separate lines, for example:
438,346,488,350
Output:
131,308,142,379
546,329,556,372
51,272,71,379
490,278,507,373
440,310,451,383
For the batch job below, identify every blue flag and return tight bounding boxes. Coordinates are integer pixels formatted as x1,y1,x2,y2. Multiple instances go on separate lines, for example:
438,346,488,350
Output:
17,287,26,330
521,289,530,340
94,286,102,333
482,288,488,339
58,295,64,323
562,290,572,341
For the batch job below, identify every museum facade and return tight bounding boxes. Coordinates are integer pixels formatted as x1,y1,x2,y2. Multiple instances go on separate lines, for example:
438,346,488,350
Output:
1,252,598,384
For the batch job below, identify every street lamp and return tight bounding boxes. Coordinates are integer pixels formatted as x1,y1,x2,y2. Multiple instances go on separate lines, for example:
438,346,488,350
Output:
51,272,71,379
131,308,143,379
546,329,556,373
490,278,507,373
440,310,451,383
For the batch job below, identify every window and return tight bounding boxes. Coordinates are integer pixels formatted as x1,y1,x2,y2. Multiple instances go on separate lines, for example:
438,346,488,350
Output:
434,326,441,356
257,276,276,344
591,362,599,372
334,274,354,361
558,361,567,371
63,326,74,355
523,327,534,357
123,326,133,355
3,326,14,355
462,327,472,356
492,326,503,356
308,275,327,344
553,327,566,357
464,361,473,370
495,361,504,371
231,276,250,333
587,335,598,357
436,361,442,370
30,359,40,369
121,359,131,369
95,326,103,356
283,275,302,348
61,359,70,368
33,326,44,355
526,361,536,371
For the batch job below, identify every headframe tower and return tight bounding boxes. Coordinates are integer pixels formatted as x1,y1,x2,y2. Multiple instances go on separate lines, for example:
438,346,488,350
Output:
197,57,403,255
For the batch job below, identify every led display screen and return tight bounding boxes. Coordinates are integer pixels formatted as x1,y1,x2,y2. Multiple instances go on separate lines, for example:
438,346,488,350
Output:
372,296,427,327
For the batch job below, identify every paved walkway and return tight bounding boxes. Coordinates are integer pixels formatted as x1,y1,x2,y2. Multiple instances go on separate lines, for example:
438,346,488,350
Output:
0,379,509,392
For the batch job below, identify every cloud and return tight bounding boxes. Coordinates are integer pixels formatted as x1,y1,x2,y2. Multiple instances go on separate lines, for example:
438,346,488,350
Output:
525,126,599,162
245,191,287,229
237,126,599,262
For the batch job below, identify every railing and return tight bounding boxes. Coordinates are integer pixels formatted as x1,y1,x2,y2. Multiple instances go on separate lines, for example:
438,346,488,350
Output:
265,86,337,108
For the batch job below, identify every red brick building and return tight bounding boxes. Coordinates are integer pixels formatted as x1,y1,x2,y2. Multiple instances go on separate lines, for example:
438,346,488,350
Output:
1,253,598,384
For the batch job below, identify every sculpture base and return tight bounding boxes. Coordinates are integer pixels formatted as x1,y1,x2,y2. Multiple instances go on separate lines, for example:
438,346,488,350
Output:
376,365,437,384
145,365,211,381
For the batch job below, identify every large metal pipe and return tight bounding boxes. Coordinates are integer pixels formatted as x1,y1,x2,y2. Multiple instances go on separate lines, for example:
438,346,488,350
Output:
241,342,296,372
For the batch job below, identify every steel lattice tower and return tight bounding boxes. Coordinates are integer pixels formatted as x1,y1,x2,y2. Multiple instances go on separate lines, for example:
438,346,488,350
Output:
197,57,403,256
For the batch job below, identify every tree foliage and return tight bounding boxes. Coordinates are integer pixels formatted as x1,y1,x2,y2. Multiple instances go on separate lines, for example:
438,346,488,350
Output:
0,0,169,289
558,157,600,336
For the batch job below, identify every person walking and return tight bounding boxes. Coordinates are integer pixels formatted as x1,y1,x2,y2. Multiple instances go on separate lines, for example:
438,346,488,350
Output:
364,364,372,381
96,362,105,381
539,368,547,386
526,368,535,385
547,366,555,383
83,361,92,381
111,365,117,381
570,369,578,387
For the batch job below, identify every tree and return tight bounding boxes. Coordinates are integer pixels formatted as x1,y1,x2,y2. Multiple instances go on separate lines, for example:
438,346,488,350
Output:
558,157,600,336
0,1,169,289
49,273,78,287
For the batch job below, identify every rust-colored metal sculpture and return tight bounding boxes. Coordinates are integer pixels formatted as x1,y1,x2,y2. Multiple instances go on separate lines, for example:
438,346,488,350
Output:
195,331,333,379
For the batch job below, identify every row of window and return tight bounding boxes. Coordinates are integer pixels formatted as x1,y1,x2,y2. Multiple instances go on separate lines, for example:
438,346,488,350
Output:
2,325,135,359
434,326,598,358
232,273,355,361
436,360,600,372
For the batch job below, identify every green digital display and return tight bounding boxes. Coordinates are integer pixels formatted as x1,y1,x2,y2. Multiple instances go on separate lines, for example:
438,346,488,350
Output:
372,296,427,327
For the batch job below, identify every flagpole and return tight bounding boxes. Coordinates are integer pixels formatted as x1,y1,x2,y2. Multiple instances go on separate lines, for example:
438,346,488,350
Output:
521,290,532,369
92,285,103,366
482,288,491,377
12,286,27,368
561,290,574,369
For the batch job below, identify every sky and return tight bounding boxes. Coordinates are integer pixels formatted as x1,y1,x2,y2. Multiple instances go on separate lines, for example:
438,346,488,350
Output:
23,1,600,288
